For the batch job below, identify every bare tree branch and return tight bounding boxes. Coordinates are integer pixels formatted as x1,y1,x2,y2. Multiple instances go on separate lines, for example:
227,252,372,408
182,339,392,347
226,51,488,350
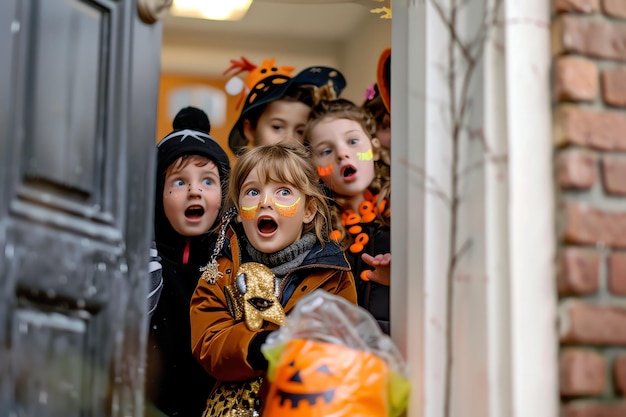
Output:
455,154,508,180
451,238,473,271
434,1,505,416
432,0,474,65
399,158,454,206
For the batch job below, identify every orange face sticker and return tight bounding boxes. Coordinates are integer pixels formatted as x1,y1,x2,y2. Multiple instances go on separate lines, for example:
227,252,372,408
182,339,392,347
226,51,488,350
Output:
275,197,300,218
357,148,373,161
240,205,258,220
317,164,334,177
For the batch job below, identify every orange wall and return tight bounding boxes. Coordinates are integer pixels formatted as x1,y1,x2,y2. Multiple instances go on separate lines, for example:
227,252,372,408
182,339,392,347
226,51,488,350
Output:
157,73,240,162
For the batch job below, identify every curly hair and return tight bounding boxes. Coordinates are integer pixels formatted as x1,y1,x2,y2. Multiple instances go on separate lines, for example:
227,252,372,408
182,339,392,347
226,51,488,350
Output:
361,84,391,190
303,98,391,250
361,84,388,128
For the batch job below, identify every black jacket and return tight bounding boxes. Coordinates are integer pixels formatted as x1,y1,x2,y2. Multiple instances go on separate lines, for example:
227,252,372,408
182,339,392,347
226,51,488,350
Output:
146,126,230,417
146,232,216,417
345,222,390,334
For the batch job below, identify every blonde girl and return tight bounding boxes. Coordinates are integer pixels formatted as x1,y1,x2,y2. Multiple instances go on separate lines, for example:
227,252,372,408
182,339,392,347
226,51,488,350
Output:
190,142,357,416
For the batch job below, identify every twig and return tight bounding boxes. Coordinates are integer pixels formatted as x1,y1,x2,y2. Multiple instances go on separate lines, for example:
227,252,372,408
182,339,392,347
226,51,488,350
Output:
434,1,504,416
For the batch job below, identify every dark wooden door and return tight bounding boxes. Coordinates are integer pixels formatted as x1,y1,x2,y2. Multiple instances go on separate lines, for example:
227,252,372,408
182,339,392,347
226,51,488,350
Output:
0,0,164,416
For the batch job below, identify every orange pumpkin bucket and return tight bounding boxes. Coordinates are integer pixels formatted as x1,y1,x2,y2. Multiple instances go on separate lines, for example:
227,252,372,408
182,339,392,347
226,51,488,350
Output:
263,339,389,417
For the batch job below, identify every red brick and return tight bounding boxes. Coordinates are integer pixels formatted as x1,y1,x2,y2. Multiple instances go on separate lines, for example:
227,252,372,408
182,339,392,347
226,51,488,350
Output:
560,300,626,345
561,202,626,248
602,155,626,195
554,105,626,150
556,149,598,189
608,252,626,295
555,56,599,102
555,0,600,13
558,248,601,295
604,0,626,19
601,67,626,107
560,348,607,396
553,16,626,61
563,401,626,417
615,355,626,394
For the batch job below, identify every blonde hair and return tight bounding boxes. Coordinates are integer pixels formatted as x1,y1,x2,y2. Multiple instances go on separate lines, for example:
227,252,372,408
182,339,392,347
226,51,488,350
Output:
304,98,391,249
228,142,332,245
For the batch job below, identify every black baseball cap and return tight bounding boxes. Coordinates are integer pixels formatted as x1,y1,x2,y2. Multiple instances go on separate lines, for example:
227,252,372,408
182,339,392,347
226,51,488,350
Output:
228,66,347,155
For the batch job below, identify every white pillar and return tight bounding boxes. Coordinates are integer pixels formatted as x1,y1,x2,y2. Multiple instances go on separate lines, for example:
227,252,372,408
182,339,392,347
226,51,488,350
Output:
390,0,556,416
504,1,557,416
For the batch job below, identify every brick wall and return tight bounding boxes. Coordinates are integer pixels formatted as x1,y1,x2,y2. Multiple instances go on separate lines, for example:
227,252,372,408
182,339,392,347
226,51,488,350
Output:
553,0,626,415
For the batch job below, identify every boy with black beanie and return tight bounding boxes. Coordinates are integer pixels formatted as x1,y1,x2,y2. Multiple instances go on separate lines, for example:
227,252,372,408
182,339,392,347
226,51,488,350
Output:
146,107,230,417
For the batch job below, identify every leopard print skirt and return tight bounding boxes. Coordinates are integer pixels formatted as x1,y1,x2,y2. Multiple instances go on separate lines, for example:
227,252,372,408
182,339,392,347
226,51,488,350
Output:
202,376,263,417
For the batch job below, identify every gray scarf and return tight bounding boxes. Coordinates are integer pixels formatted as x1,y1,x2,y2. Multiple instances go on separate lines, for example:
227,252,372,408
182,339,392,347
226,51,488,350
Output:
245,233,317,277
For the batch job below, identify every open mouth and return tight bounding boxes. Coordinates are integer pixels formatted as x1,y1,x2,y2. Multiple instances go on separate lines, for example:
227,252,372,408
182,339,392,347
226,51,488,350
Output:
257,216,278,235
185,205,205,219
341,165,357,179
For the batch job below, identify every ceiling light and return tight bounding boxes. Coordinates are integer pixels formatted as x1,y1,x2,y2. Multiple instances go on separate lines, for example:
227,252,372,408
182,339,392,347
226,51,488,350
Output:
170,0,253,21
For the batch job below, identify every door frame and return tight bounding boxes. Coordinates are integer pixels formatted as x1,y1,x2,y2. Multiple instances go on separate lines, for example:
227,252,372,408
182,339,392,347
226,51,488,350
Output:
389,1,557,416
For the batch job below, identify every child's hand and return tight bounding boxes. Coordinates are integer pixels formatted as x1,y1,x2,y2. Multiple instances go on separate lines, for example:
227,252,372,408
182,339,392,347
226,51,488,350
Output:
360,253,391,286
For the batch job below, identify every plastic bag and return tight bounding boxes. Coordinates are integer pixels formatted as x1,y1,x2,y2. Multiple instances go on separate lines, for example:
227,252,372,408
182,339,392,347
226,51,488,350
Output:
261,290,410,417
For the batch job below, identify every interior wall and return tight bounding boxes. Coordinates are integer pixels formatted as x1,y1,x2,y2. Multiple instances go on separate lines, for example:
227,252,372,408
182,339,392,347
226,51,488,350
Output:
341,16,391,103
159,37,340,156
157,74,239,160
157,7,390,154
161,35,341,79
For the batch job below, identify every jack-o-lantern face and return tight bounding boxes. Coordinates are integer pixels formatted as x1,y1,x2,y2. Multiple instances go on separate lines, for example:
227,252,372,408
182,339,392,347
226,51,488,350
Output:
276,361,335,408
264,339,389,417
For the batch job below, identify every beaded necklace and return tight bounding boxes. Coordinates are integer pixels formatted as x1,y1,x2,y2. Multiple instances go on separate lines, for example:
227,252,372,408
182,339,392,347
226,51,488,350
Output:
331,189,388,254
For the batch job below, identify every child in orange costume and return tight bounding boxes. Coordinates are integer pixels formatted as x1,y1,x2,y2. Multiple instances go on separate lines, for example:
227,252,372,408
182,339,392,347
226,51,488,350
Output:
190,143,357,416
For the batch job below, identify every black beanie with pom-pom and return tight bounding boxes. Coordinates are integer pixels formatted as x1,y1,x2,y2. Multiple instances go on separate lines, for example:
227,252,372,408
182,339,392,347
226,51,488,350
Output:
156,106,229,189
154,107,231,254
172,106,211,133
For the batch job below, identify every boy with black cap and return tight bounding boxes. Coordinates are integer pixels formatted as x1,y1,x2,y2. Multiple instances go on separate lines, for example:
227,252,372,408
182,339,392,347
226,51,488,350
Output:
228,66,347,155
146,106,230,417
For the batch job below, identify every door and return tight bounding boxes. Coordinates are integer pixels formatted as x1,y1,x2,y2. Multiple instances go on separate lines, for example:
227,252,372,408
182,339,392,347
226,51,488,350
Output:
0,0,163,416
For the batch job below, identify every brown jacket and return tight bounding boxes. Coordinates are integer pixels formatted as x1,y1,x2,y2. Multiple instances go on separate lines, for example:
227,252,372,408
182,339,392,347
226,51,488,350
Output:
190,226,357,383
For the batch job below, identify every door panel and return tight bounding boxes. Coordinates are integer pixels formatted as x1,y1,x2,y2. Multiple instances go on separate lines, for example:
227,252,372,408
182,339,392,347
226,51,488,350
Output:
19,0,120,235
0,0,162,416
27,0,107,196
